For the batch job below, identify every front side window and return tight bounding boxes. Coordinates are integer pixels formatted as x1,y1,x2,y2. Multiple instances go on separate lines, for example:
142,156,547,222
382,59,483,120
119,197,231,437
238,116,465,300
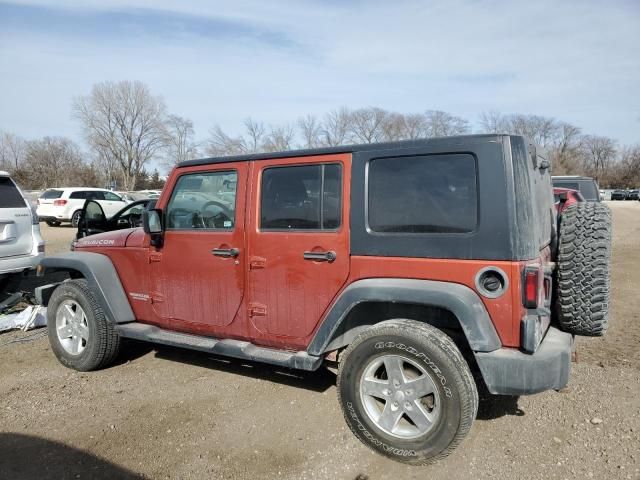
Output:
368,154,478,234
260,164,342,230
103,191,122,201
166,171,237,230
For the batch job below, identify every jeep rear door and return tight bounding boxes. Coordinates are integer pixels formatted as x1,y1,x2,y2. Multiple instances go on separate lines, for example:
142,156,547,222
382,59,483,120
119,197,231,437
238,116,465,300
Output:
0,176,33,259
148,162,247,332
247,154,350,347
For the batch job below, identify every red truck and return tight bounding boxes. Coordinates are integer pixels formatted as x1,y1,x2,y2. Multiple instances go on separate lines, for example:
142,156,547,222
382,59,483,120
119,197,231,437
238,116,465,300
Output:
38,135,611,465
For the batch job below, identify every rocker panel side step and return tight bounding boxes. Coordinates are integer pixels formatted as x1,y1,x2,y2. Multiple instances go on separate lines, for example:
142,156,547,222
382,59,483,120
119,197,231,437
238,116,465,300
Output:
116,323,322,371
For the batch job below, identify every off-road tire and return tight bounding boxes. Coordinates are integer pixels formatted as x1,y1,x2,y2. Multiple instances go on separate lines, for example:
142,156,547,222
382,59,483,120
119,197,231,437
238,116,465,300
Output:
71,210,82,228
555,202,612,336
45,220,61,227
47,279,120,371
337,319,478,465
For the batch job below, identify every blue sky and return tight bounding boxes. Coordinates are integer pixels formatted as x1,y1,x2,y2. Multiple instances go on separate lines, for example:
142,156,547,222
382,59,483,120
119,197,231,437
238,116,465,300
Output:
1,0,639,151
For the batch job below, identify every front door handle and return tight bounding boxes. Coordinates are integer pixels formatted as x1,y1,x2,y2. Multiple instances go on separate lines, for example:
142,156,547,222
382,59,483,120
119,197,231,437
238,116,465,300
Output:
303,251,336,262
212,247,240,258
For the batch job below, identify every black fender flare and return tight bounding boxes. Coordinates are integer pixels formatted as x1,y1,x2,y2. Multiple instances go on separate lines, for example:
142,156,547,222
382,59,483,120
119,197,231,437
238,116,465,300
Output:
39,252,135,324
307,278,502,355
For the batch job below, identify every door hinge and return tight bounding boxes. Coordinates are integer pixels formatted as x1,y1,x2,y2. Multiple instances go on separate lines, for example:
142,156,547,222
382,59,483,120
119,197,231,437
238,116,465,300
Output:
248,303,267,317
249,256,266,270
149,252,162,263
149,291,165,304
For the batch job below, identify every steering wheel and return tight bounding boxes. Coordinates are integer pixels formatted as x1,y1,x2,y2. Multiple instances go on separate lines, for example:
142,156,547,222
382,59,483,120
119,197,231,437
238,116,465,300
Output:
200,201,234,228
168,208,195,228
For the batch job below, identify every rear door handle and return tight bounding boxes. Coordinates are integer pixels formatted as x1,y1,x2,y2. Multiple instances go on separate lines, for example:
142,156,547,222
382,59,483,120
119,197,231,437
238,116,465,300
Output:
212,248,240,258
303,251,336,262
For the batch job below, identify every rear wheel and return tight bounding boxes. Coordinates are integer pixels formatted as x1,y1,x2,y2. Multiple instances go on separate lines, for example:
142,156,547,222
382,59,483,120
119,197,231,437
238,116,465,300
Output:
47,279,120,371
555,202,612,336
45,220,61,227
337,319,478,465
71,210,82,228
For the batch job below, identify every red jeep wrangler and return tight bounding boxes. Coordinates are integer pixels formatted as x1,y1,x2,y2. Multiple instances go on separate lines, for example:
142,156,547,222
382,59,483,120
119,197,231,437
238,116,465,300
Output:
38,135,611,465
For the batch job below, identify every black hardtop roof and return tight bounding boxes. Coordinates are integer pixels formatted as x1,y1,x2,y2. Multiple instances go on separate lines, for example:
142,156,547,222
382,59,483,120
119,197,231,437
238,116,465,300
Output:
178,133,517,168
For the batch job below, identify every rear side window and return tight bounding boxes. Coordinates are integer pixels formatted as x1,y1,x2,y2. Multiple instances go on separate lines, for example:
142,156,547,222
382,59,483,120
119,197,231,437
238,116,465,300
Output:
368,154,478,233
69,191,88,200
88,191,105,200
41,189,63,199
260,164,342,230
0,177,25,208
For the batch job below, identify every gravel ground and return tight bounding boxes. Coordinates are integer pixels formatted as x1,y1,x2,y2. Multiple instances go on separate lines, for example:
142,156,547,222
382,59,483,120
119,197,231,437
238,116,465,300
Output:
1,203,639,480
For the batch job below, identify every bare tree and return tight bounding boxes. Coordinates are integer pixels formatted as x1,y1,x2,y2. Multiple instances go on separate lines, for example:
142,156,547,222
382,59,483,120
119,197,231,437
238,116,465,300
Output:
400,113,429,140
263,124,295,152
611,145,640,188
298,114,323,148
92,149,121,189
12,137,95,189
579,135,617,184
244,118,266,152
206,126,247,156
349,107,388,143
424,110,470,137
479,111,509,133
549,122,582,175
0,131,26,171
165,114,198,166
72,80,168,190
320,108,351,146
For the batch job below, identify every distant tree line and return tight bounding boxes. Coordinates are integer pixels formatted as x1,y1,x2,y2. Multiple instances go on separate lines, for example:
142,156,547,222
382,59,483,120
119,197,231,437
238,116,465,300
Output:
1,80,638,190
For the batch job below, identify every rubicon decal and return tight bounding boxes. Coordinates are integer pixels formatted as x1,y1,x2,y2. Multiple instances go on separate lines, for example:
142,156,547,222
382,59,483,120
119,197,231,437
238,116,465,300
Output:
79,238,116,246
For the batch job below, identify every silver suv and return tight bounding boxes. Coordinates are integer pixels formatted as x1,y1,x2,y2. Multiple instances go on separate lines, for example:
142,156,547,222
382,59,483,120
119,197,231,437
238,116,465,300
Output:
0,171,45,290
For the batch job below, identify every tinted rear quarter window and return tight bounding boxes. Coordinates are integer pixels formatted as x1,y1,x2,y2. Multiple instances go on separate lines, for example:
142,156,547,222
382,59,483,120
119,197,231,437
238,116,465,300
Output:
367,154,478,233
41,189,63,199
0,177,25,208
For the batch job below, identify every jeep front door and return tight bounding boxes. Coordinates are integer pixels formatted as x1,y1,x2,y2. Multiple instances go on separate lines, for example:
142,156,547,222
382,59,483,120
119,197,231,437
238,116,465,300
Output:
149,163,247,333
247,155,350,346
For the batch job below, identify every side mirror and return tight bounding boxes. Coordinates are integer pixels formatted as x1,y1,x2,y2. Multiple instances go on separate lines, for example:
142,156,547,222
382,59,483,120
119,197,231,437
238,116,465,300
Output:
142,209,163,247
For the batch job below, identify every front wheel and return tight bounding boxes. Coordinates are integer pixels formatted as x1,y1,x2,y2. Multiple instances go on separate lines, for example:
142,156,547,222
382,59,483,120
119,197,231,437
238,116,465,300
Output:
47,279,120,371
71,210,82,228
337,319,478,465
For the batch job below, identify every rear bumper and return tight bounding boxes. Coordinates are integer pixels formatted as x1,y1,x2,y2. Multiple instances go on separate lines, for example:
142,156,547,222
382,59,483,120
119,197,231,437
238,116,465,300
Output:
0,252,44,275
475,327,573,395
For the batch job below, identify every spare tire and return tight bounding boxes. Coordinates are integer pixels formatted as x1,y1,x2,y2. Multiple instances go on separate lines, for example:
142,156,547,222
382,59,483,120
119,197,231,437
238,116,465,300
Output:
555,202,612,336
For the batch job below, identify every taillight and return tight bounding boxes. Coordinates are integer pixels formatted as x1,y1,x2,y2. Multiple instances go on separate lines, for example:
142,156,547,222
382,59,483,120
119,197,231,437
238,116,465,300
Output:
54,199,67,206
524,267,540,308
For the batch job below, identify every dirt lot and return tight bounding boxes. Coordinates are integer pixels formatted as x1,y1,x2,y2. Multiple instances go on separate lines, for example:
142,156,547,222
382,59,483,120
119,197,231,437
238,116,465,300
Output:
1,204,639,480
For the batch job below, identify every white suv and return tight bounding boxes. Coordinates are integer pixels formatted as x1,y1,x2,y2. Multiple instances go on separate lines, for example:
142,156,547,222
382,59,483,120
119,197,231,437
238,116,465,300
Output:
36,188,128,227
0,171,45,288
